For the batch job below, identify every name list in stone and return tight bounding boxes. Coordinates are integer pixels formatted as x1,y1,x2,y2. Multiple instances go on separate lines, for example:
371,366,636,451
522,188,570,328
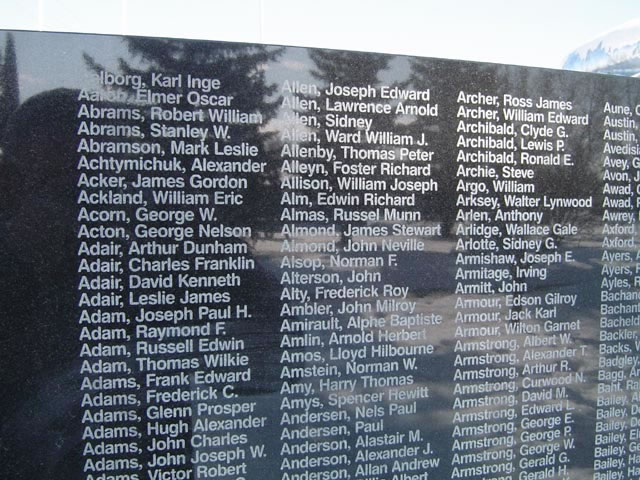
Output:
596,100,640,479
278,76,442,480
4,30,640,480
452,86,591,479
76,69,269,480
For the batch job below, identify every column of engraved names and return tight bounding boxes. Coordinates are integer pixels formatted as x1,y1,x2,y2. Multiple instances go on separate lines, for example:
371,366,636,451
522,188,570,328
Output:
77,69,269,480
278,77,443,480
77,72,145,480
451,89,518,480
500,91,590,480
320,81,441,480
278,80,350,480
596,100,640,478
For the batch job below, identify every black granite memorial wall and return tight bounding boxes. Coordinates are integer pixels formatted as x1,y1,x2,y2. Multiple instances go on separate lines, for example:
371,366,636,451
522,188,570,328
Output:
1,29,639,480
